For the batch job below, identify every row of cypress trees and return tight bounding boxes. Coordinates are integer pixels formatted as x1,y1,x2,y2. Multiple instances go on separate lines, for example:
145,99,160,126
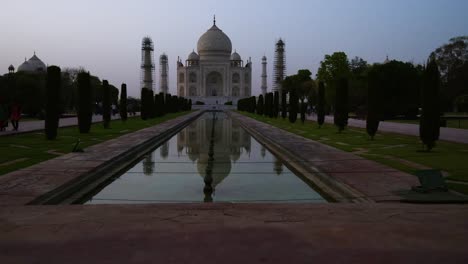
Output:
45,69,127,140
366,59,441,150
140,88,192,120
237,96,256,113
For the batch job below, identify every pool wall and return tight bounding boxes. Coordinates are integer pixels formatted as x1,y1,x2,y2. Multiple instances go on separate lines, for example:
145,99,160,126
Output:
27,111,206,205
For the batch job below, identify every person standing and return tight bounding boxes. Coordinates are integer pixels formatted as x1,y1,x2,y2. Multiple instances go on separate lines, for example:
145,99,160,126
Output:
10,102,21,131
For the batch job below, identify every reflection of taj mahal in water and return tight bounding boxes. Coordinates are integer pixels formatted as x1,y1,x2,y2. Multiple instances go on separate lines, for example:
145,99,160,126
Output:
177,113,251,186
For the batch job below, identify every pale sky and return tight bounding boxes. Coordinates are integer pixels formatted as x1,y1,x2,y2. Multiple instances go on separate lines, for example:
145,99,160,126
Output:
1,0,467,97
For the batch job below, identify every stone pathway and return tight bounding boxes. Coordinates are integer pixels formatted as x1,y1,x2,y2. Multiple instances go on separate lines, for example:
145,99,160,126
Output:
231,112,422,202
0,111,202,206
0,114,127,137
1,203,467,264
307,115,468,144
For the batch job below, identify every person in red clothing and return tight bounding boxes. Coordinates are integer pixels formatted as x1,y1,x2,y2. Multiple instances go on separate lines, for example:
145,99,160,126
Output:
10,102,21,131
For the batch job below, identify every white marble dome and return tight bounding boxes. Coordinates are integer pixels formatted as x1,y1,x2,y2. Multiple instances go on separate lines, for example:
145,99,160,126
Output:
188,51,200,61
18,53,46,72
197,24,232,56
230,51,241,61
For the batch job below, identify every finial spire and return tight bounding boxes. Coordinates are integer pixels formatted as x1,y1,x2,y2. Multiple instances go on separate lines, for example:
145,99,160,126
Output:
213,15,216,25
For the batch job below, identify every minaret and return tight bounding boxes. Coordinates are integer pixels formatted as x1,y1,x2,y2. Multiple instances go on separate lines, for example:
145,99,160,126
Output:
141,37,155,91
159,53,169,95
273,39,286,99
261,56,267,97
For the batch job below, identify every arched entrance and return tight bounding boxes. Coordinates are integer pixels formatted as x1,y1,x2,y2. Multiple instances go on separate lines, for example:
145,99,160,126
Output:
206,71,223,97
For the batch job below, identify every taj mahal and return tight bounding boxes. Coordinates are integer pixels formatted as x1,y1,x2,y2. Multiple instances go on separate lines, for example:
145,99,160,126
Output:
176,17,252,105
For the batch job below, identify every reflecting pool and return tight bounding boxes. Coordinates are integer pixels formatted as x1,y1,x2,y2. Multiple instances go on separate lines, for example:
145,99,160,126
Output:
86,112,326,204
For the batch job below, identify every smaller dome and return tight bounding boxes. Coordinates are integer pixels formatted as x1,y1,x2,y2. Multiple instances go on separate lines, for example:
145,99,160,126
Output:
188,51,200,61
18,60,33,72
8,65,15,71
230,51,241,61
160,53,168,60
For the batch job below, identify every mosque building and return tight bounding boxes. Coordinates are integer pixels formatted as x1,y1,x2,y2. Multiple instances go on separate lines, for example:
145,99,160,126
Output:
177,17,252,105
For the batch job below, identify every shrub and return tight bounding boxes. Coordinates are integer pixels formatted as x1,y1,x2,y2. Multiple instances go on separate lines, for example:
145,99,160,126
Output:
224,101,233,105
366,70,382,139
281,91,287,119
273,91,279,118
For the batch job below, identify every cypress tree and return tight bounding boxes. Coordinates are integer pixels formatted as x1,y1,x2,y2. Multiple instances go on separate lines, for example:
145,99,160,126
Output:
189,99,192,110
300,101,306,124
268,93,275,118
257,95,264,115
289,90,298,123
281,91,287,119
140,88,148,120
165,93,171,114
102,80,111,128
420,59,440,151
317,81,325,128
147,90,155,118
45,66,61,140
77,72,93,133
120,83,128,121
172,95,178,113
334,78,348,132
366,70,382,140
251,96,257,113
273,91,279,118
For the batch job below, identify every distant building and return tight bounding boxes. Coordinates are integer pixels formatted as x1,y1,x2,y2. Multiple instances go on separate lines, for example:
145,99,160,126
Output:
17,52,46,73
177,17,252,105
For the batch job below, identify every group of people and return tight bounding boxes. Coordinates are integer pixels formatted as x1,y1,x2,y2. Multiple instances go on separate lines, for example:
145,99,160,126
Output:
0,99,21,132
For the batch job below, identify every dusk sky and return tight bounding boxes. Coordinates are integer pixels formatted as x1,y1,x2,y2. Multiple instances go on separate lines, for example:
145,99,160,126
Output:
1,0,467,97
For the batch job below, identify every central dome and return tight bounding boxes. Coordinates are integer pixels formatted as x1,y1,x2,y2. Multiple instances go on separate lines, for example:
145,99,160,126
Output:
197,24,232,56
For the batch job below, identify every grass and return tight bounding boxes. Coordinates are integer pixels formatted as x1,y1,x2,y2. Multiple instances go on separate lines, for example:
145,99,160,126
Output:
390,118,468,129
0,112,192,176
239,112,468,193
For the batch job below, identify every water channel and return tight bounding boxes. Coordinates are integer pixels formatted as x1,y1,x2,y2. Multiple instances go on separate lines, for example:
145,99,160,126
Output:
86,112,326,204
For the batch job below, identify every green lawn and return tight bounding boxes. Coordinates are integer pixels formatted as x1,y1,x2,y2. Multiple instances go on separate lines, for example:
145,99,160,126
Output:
0,112,191,176
390,118,468,129
240,112,468,193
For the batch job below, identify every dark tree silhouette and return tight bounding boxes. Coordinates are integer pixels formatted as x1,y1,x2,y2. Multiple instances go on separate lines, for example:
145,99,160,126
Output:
420,60,441,151
77,72,93,133
102,80,111,128
45,66,61,140
366,69,382,140
120,83,128,121
289,90,298,123
334,77,349,132
257,94,264,115
317,81,325,128
281,91,287,119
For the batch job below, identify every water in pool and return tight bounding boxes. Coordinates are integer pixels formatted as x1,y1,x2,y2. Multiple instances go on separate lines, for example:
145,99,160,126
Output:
86,112,326,204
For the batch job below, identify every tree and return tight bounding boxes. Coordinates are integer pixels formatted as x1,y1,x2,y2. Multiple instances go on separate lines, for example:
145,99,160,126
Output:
102,80,111,128
257,95,264,115
430,36,468,81
77,72,93,133
316,52,350,107
300,101,306,124
120,83,127,121
273,91,279,118
317,81,325,128
281,90,287,119
289,90,298,123
420,60,441,151
45,66,61,140
334,77,349,132
366,68,383,140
